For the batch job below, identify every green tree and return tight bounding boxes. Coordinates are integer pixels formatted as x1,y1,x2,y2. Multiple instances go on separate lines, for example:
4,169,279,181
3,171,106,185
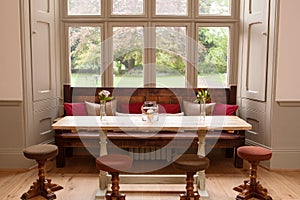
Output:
199,0,229,15
156,27,186,75
69,27,101,73
198,27,229,74
113,27,143,75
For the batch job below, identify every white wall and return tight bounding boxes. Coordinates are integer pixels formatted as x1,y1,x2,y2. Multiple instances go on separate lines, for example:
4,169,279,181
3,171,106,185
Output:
270,0,300,169
0,0,23,101
276,0,300,102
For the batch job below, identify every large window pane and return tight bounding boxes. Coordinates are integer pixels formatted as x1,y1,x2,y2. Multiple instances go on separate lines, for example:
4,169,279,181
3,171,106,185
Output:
156,0,187,16
113,27,144,87
112,0,144,15
68,0,101,15
69,27,101,86
156,27,187,87
197,27,229,87
199,0,230,15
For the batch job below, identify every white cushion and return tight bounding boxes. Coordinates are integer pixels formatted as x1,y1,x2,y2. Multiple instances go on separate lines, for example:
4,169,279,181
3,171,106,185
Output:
85,99,117,116
183,100,215,116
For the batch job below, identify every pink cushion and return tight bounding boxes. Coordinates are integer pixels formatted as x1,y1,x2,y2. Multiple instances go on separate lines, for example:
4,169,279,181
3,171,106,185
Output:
158,104,181,114
213,103,238,115
64,103,87,116
237,146,272,161
121,102,144,114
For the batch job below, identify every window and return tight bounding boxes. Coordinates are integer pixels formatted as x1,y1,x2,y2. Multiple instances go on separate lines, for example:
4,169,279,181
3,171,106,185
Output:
156,26,187,87
113,26,144,87
112,0,144,15
68,0,101,15
199,0,231,15
63,0,238,88
156,0,188,16
67,26,102,86
197,26,230,87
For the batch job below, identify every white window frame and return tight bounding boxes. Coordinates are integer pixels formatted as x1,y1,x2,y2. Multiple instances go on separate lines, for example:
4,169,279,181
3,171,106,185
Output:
61,0,239,88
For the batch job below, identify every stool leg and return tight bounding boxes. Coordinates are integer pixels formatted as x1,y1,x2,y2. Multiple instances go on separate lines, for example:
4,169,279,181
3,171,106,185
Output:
21,160,63,200
179,172,200,200
233,161,272,200
106,172,126,200
186,172,195,197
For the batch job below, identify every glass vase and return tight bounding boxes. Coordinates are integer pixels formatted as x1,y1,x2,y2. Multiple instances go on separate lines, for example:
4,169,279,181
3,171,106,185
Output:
200,100,206,120
99,100,106,120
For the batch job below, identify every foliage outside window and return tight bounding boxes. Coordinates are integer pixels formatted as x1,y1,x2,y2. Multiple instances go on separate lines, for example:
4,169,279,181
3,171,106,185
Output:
113,27,144,87
69,26,101,86
64,0,237,88
68,0,101,15
198,27,229,87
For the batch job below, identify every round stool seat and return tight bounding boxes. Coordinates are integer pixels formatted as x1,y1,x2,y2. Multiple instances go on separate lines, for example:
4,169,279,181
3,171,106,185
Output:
173,154,210,172
23,144,58,161
96,154,132,173
237,146,272,162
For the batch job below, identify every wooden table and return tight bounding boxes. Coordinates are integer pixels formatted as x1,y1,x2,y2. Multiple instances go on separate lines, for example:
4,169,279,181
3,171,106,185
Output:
52,115,251,199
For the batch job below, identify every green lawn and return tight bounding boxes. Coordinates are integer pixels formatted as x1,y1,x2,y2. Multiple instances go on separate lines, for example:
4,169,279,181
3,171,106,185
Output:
71,73,227,88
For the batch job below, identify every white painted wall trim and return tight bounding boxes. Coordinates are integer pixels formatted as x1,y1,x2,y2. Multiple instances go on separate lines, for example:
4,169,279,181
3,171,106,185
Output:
246,139,300,170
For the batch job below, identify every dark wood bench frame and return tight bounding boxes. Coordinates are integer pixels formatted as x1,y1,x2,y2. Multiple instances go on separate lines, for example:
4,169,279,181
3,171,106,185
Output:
55,84,245,168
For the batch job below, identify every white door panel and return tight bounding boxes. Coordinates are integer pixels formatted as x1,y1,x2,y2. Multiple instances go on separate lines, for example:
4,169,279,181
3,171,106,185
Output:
242,0,269,101
31,0,56,101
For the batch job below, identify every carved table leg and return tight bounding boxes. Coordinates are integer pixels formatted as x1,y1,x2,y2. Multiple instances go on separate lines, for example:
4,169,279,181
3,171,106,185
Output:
96,131,108,200
196,130,209,198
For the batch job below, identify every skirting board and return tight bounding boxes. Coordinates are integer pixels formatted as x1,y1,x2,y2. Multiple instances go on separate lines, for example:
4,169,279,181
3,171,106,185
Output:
246,139,300,170
0,151,35,170
270,150,300,170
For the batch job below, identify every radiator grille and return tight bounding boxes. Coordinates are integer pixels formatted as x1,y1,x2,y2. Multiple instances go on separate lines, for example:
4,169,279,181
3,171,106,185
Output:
128,147,173,162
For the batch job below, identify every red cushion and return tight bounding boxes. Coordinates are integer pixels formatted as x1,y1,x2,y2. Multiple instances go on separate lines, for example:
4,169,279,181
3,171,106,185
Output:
213,103,238,115
158,104,181,114
64,103,87,116
121,102,144,114
237,146,272,161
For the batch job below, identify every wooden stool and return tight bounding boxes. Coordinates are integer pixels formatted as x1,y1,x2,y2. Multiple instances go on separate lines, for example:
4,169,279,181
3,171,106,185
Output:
172,154,210,200
233,146,272,200
21,144,63,200
96,154,132,200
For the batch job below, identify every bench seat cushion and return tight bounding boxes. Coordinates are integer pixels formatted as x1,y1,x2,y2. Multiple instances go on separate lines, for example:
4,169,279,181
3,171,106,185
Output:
64,103,87,116
85,100,117,116
213,103,238,115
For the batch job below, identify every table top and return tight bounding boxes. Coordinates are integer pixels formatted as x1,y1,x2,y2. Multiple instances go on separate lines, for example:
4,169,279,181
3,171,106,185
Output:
52,115,252,132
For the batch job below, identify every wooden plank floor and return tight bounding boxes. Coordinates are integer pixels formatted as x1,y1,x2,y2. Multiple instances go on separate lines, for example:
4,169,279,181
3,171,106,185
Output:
1,149,299,200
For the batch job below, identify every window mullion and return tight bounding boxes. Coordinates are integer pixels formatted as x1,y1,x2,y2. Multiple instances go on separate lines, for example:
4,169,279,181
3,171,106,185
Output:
144,23,156,87
102,22,113,87
186,21,197,88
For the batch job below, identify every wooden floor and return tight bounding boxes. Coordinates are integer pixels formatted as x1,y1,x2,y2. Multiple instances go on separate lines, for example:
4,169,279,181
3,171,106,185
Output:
1,149,299,200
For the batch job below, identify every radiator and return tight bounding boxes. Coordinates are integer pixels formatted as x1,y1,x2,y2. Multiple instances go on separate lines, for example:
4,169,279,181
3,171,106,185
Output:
128,147,173,162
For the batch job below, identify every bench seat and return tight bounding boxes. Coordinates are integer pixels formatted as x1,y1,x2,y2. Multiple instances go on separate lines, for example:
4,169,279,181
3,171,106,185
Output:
54,84,244,169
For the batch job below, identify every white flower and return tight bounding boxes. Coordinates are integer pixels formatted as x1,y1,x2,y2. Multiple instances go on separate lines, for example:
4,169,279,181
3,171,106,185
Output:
99,90,110,98
98,90,113,102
